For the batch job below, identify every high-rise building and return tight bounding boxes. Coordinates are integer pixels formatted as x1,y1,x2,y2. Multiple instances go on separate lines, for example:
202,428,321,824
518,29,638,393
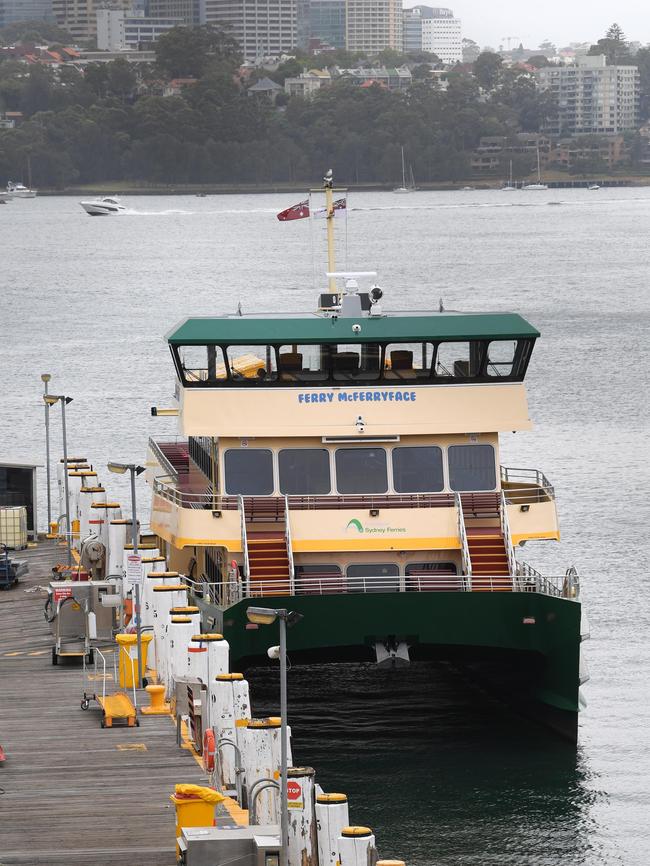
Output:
52,0,131,40
147,0,202,26
536,54,639,136
345,0,402,54
204,0,297,60
297,0,345,50
402,5,461,63
0,0,54,28
96,7,183,49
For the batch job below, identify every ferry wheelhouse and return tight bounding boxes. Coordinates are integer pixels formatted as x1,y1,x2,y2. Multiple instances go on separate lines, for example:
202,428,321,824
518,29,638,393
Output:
147,281,587,741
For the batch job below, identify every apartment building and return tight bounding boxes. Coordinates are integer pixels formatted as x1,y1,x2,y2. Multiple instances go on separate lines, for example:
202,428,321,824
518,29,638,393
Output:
0,0,53,28
96,8,183,50
403,5,460,63
536,54,639,136
52,0,131,40
345,0,402,54
204,0,297,60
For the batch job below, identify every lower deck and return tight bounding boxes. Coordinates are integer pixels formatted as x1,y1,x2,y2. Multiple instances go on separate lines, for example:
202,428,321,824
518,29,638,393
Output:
0,542,203,865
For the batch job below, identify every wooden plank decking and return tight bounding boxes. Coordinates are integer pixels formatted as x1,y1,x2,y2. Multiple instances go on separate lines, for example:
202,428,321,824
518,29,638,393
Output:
0,542,204,865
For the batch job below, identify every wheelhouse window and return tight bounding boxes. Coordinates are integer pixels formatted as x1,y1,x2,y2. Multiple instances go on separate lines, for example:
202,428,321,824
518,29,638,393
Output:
278,345,327,382
279,449,331,495
226,345,277,382
486,341,517,377
331,344,381,381
448,444,496,491
178,345,227,385
224,449,274,495
392,446,444,493
347,563,399,593
383,343,433,381
335,448,388,494
435,342,484,379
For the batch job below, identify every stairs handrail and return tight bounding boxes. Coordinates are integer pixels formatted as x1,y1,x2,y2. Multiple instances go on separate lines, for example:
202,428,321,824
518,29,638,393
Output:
454,492,472,591
500,490,519,587
238,495,250,595
284,495,295,595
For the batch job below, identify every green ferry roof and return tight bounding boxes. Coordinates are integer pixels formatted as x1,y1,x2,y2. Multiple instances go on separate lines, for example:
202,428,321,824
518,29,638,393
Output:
166,312,540,345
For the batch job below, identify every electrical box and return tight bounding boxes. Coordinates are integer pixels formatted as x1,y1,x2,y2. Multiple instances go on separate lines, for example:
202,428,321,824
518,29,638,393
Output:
179,825,280,866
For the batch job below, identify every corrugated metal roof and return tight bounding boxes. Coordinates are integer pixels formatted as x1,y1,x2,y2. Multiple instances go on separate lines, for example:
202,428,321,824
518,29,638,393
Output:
166,312,540,345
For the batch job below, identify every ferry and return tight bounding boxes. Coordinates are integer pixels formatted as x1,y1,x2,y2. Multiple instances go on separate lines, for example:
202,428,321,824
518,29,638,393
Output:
145,181,588,742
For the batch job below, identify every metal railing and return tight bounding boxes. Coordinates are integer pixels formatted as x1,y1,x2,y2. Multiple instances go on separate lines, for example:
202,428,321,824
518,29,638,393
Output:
500,465,555,504
517,560,543,579
149,438,187,482
239,495,250,596
455,492,472,590
284,495,295,595
500,490,518,586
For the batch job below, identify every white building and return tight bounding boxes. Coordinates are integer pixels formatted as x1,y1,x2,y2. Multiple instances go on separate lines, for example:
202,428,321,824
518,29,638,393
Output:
204,0,297,61
96,8,184,51
345,0,403,54
536,54,639,136
402,5,460,63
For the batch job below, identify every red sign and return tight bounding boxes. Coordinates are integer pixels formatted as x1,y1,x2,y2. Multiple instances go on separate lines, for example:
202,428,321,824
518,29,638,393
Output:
53,585,73,602
287,781,301,801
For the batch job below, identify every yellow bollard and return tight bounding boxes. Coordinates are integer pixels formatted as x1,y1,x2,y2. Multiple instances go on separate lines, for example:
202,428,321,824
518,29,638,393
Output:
141,684,170,715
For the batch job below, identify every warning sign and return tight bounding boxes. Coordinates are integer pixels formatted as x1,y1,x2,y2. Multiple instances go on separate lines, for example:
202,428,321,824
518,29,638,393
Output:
53,585,73,603
126,554,143,586
287,780,302,808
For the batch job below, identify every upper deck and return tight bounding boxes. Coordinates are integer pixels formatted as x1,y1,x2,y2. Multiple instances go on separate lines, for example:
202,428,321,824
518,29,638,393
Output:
166,303,539,438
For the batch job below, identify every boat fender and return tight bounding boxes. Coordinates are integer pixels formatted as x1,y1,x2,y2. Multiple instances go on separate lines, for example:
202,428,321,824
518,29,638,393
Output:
203,728,216,772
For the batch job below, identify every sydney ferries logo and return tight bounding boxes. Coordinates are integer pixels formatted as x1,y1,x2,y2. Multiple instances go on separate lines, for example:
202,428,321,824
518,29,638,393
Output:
345,518,406,535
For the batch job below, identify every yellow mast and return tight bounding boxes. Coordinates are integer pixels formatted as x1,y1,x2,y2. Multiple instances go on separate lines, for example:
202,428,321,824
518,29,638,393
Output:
324,169,336,293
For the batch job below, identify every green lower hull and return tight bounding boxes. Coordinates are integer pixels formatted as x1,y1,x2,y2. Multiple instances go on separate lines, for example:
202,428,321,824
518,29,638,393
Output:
197,591,583,742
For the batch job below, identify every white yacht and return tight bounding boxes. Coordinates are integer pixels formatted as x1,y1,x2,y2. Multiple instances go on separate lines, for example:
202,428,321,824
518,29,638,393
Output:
79,196,126,216
522,146,548,191
6,181,37,198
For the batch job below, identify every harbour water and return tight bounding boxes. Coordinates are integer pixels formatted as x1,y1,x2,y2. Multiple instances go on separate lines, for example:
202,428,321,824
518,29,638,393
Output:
1,189,650,864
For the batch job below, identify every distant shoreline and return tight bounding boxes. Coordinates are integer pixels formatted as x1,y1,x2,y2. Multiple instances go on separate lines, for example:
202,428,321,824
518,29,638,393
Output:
33,177,650,195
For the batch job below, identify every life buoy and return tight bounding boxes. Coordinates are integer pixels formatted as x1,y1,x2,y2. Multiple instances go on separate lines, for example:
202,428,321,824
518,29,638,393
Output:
203,728,216,772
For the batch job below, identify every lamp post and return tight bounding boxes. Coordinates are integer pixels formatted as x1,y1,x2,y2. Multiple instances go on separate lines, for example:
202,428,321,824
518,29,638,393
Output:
41,374,52,532
246,606,303,866
107,461,146,688
43,394,73,566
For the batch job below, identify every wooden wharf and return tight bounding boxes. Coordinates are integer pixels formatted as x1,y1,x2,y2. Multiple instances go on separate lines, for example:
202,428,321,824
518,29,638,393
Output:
0,542,203,865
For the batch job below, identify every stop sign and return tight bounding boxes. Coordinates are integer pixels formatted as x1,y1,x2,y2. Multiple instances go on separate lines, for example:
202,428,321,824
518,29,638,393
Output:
287,780,301,801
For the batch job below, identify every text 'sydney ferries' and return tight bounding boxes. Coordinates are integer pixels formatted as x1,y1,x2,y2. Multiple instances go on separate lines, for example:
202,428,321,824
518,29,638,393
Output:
297,389,418,404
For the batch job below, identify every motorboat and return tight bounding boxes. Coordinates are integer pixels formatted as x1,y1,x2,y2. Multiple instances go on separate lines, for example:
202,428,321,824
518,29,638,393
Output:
80,196,126,216
588,184,600,191
7,181,36,198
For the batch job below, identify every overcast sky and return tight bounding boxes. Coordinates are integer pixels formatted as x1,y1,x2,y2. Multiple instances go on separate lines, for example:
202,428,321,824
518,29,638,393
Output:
403,0,649,51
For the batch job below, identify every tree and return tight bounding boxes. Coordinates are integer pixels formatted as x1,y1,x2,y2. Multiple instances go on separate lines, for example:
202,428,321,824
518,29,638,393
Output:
526,55,551,69
462,38,481,63
588,23,631,65
0,19,72,44
473,52,503,91
155,25,240,79
106,58,137,102
633,47,650,119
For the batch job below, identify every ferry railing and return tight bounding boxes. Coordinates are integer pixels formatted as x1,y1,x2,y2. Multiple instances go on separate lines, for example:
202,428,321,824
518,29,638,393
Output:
238,495,250,597
284,495,295,595
500,490,520,588
208,574,575,599
455,492,472,591
500,466,555,503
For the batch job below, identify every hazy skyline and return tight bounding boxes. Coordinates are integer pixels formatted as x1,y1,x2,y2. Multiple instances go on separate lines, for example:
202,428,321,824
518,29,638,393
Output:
404,0,649,52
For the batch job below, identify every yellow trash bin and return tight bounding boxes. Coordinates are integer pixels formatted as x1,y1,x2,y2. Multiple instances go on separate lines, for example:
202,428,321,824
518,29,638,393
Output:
115,633,153,687
170,784,224,854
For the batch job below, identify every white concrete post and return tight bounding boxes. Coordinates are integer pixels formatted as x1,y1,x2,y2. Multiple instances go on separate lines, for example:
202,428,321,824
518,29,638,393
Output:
151,585,188,687
338,827,376,866
316,793,350,866
287,767,317,866
107,518,129,582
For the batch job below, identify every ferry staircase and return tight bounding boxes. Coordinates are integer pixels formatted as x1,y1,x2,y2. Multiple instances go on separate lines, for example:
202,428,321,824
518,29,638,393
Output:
240,496,294,597
459,492,517,592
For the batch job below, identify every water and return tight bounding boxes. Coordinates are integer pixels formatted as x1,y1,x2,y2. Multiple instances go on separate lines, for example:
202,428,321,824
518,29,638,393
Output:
2,188,650,864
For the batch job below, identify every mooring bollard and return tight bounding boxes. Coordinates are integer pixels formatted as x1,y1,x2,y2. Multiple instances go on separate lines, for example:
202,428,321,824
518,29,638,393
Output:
187,633,229,685
287,766,317,866
168,607,200,692
241,717,293,825
90,501,121,553
107,518,130,583
211,673,251,791
338,827,376,866
316,793,350,866
151,583,188,688
78,486,106,543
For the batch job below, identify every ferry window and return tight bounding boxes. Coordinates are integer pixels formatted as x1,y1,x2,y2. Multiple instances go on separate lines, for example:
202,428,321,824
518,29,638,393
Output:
332,344,381,381
278,344,327,382
224,449,274,495
347,563,399,593
383,343,433,380
335,448,388,494
279,449,331,495
392,446,444,492
435,342,484,378
406,562,458,575
179,345,227,384
226,345,277,382
295,564,342,593
448,444,496,491
487,341,516,377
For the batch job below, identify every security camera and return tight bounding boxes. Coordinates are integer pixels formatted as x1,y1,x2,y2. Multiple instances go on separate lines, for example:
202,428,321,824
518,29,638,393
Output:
267,645,280,660
352,323,361,334
370,285,383,303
